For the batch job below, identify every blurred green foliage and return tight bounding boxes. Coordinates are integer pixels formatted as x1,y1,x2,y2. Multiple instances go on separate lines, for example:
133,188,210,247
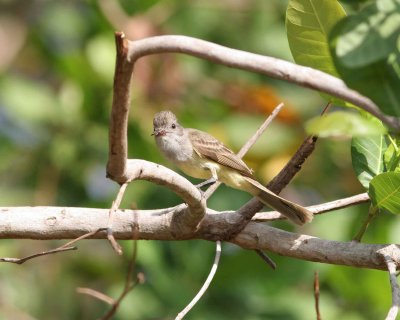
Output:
0,1,397,319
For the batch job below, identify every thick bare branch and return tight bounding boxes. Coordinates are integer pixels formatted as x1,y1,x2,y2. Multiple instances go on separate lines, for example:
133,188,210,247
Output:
127,35,400,131
0,206,398,271
107,32,134,180
230,221,390,270
124,159,206,233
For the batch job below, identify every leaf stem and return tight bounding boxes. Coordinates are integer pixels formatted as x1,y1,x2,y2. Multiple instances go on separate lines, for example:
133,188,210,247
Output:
353,205,378,242
387,134,400,171
387,134,398,153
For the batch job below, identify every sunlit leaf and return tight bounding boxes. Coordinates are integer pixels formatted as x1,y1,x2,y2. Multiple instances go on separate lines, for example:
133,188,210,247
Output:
384,137,400,172
352,135,388,189
335,0,400,67
330,0,400,116
369,172,400,213
286,0,346,76
306,111,387,138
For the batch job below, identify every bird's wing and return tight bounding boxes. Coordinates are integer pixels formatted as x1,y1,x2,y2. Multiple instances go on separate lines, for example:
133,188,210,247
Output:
188,128,253,177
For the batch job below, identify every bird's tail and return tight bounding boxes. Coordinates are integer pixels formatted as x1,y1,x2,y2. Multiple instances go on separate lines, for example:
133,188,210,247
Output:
242,176,313,225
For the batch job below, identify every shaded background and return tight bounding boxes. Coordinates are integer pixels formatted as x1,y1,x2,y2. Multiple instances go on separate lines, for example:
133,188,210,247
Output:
0,1,397,319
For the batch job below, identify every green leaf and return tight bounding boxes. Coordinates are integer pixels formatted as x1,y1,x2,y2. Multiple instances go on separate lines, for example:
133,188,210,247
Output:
330,0,400,116
384,136,400,172
306,111,387,138
369,172,400,214
351,135,388,189
286,0,346,77
335,0,400,67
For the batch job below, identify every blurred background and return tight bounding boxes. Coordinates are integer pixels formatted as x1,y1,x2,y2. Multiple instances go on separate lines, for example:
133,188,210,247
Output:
0,0,397,319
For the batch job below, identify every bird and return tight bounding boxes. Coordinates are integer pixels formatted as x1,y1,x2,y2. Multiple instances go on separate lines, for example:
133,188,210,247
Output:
152,110,313,225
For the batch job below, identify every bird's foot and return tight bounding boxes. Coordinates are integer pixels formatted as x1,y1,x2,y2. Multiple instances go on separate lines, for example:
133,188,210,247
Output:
196,178,217,189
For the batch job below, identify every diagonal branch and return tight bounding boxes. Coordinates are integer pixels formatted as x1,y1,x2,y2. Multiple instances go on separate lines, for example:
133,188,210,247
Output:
221,132,318,239
253,192,370,222
222,103,332,238
127,35,400,131
203,103,284,199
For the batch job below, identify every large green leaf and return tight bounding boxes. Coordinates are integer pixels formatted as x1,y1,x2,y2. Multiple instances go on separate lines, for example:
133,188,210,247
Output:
351,134,388,189
369,172,400,214
306,111,387,138
335,0,400,67
286,0,346,77
330,0,400,116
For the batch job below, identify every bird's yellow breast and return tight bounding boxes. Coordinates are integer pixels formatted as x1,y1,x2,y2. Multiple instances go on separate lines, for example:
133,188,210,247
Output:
175,155,252,192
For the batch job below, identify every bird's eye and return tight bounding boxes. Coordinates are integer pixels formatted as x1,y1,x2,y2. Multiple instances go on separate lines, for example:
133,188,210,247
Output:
171,123,176,129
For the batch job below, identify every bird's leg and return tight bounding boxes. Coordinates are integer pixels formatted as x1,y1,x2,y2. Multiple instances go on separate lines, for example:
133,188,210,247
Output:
195,165,218,190
196,178,217,189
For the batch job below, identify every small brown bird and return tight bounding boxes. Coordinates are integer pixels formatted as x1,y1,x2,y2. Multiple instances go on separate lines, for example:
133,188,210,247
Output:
153,110,313,225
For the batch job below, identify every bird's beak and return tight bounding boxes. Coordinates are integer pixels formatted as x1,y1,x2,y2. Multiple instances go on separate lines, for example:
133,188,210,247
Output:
152,129,166,137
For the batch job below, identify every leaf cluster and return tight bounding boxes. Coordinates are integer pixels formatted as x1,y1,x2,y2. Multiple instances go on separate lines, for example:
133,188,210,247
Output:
286,0,400,216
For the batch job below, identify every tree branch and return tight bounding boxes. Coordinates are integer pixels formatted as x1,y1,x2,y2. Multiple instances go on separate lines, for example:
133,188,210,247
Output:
220,131,318,239
106,32,134,180
0,206,398,271
124,159,206,234
127,35,400,131
203,102,284,199
253,192,370,222
378,245,400,320
175,240,221,320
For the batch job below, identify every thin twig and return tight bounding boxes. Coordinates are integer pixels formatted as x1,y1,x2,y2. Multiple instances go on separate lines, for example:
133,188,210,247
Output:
314,271,322,320
254,249,276,270
237,102,285,158
204,103,284,199
59,228,108,249
175,240,222,320
77,241,144,320
252,192,370,222
353,205,378,242
101,241,145,320
0,246,76,264
76,287,115,305
107,182,128,255
379,248,400,320
0,227,108,265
